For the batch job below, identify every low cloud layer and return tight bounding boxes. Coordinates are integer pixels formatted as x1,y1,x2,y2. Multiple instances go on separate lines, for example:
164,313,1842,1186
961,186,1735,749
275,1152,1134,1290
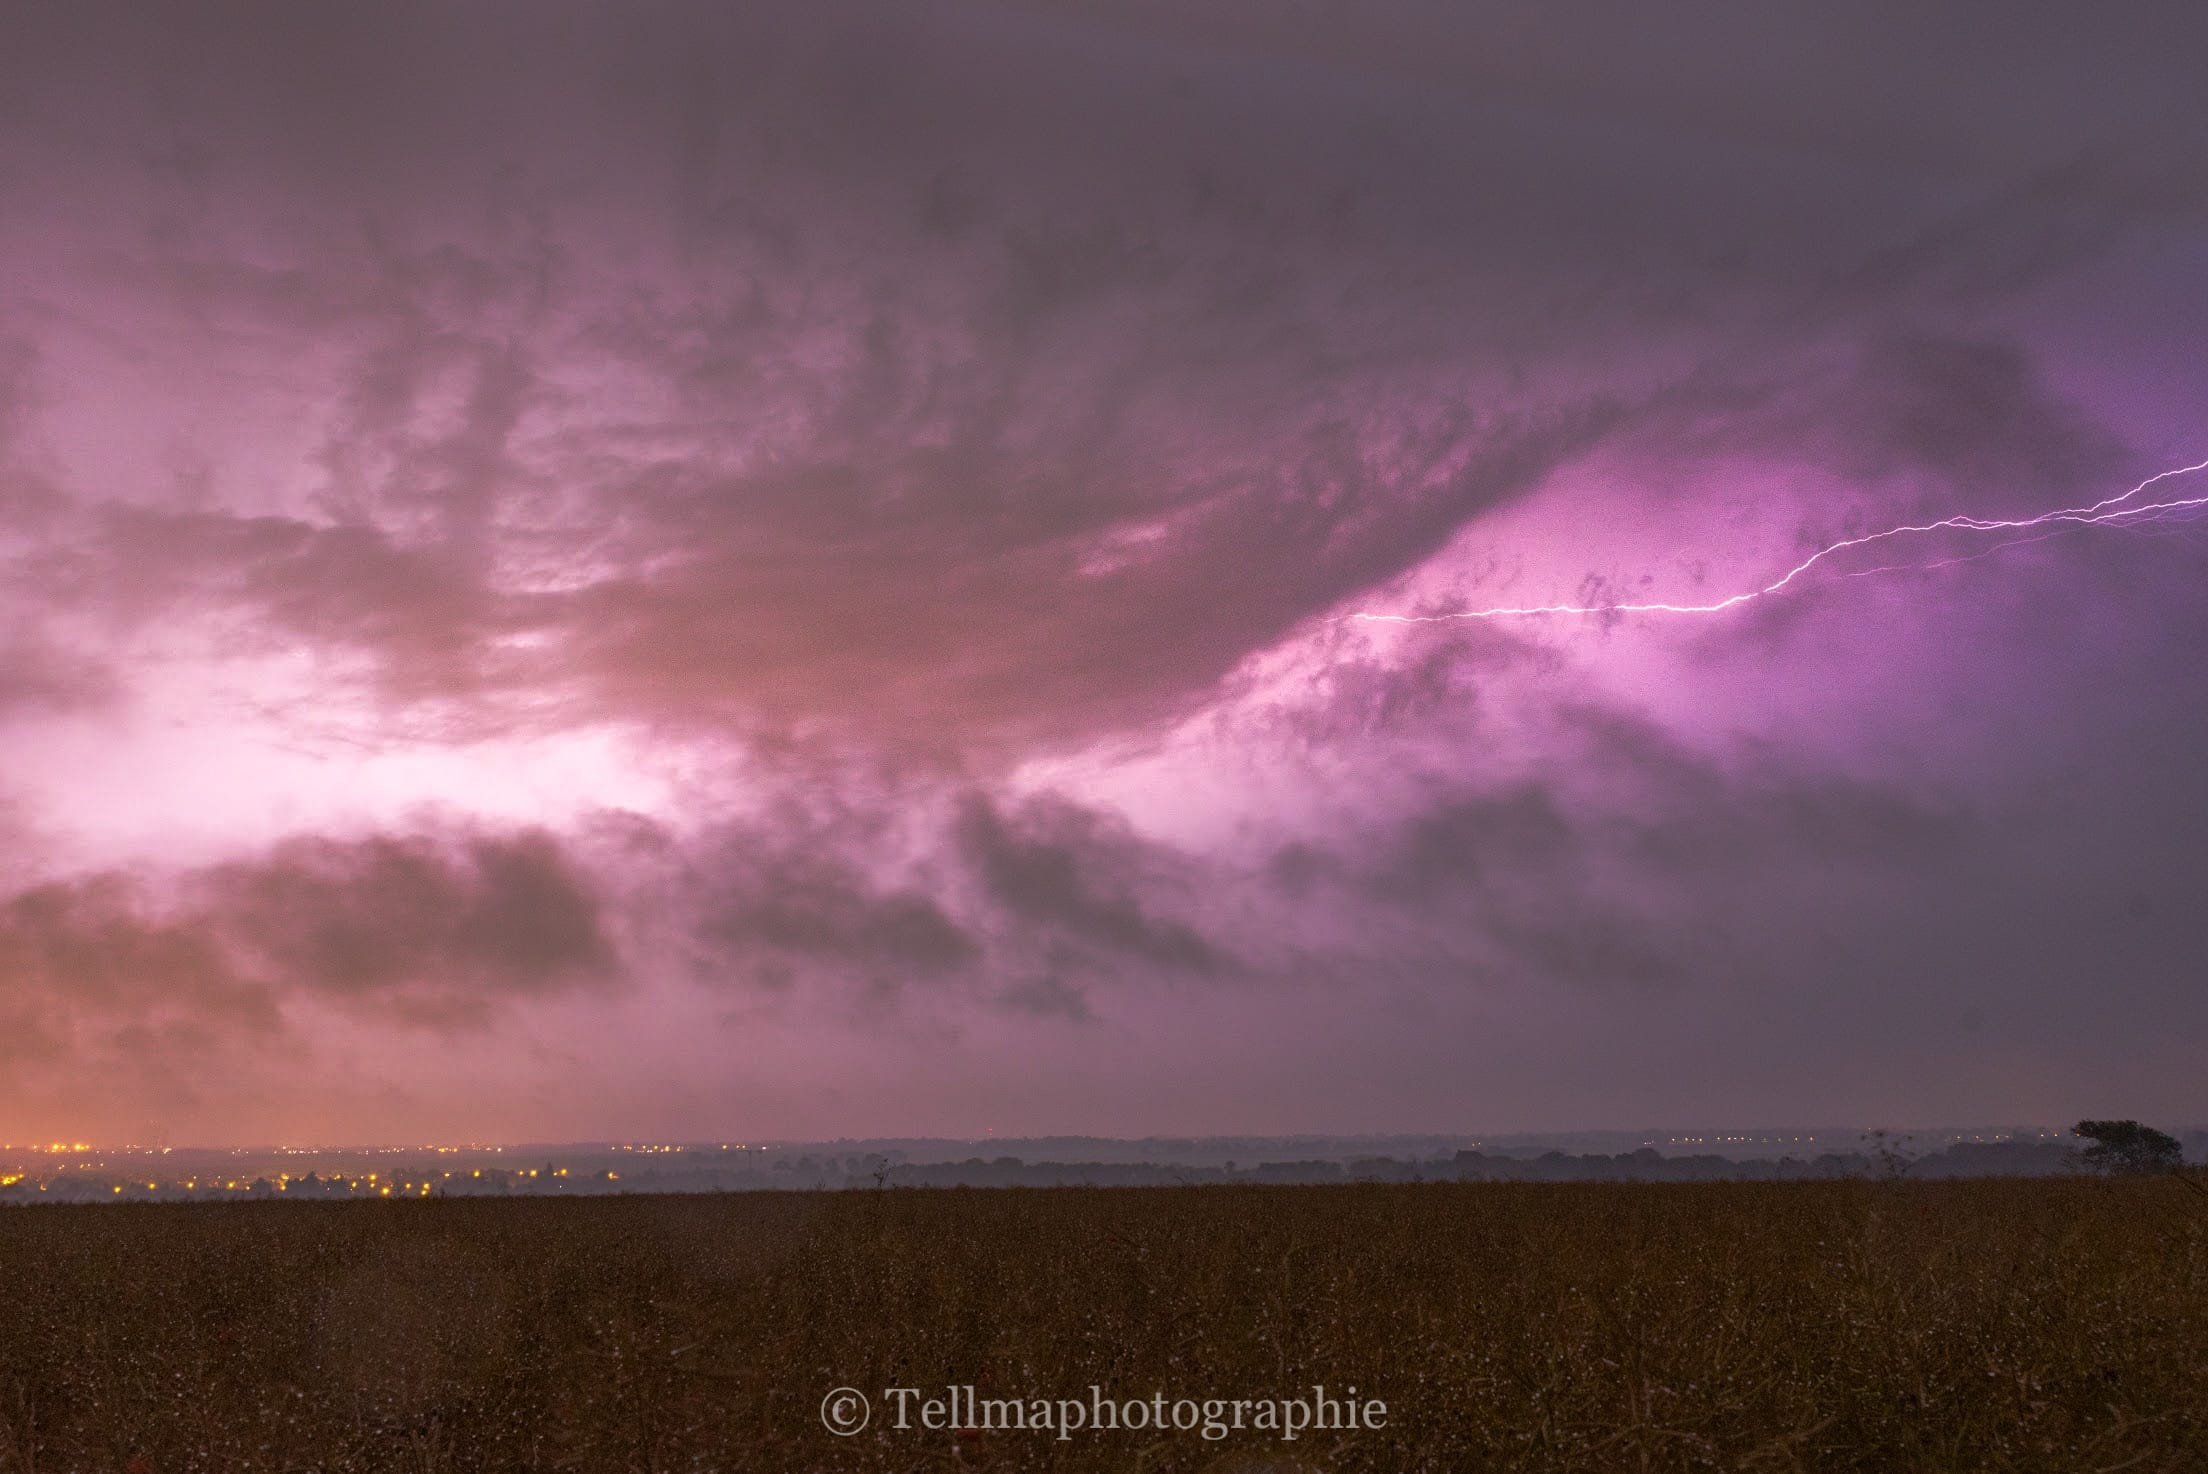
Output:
0,824,615,1062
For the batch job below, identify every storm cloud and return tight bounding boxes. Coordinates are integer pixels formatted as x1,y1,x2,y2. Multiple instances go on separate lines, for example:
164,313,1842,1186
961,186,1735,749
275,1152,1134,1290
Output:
2,1,2206,1139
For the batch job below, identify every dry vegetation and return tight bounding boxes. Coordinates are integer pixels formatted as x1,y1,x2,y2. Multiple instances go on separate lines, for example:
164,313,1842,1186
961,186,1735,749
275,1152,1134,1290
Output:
0,1178,2202,1472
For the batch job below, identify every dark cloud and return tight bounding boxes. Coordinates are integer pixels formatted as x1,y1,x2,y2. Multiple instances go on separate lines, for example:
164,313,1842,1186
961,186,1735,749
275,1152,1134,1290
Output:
656,783,1225,1004
1558,706,1968,870
0,824,616,1050
202,828,616,1026
1366,787,1578,903
955,793,1220,974
1825,335,2131,504
682,834,979,993
996,975,1095,1024
1823,154,2208,318
1226,687,1975,997
0,874,281,1067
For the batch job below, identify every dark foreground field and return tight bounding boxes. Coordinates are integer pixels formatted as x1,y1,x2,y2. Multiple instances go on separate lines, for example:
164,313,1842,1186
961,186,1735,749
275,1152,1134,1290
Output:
1,1179,2202,1473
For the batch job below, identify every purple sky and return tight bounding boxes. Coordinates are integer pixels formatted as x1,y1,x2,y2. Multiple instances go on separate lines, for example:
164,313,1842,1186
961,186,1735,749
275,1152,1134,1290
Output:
4,2,2207,1144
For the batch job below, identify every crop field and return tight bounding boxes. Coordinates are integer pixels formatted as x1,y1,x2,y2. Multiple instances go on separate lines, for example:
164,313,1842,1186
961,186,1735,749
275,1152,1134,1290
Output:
0,1178,2202,1472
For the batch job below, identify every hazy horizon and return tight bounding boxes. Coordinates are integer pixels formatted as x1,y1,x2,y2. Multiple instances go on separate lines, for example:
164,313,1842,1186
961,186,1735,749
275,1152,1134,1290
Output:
8,1121,2179,1151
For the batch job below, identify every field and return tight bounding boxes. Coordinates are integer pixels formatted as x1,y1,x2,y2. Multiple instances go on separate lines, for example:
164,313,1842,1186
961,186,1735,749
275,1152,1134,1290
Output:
1,1178,2202,1472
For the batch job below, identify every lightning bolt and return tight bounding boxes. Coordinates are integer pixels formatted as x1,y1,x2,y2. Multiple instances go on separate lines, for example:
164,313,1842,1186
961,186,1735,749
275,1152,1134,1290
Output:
1350,456,2208,625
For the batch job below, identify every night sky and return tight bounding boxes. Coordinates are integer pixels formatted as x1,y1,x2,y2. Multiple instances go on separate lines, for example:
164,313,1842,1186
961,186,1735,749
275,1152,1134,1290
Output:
4,2,2206,1144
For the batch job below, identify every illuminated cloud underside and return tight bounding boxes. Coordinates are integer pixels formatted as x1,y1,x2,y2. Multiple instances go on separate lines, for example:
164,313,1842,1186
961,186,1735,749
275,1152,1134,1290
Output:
1,2,2206,1142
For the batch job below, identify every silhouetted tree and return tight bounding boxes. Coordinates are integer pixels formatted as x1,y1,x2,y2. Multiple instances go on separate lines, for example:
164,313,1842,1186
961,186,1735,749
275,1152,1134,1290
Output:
1861,1128,1920,1179
2073,1119,2183,1174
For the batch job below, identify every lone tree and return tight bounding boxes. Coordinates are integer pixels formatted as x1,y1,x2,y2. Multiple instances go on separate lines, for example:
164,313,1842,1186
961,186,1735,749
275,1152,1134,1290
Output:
2073,1119,2183,1175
